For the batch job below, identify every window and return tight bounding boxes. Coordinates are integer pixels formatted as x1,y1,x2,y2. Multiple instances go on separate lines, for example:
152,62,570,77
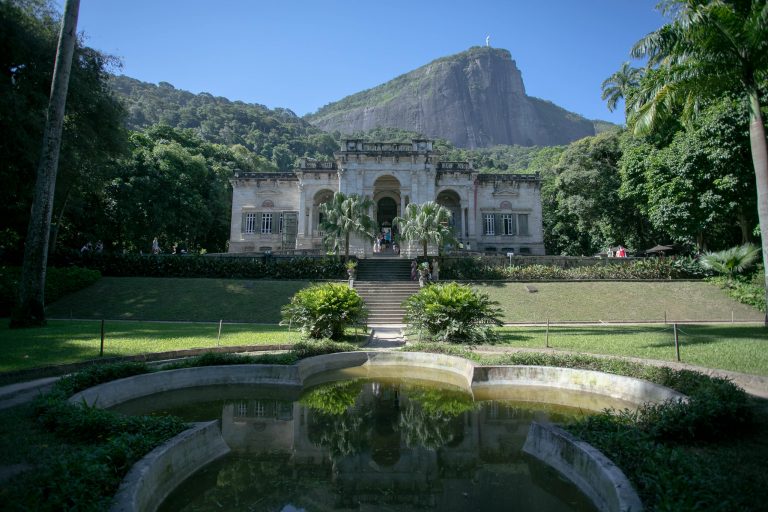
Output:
519,247,531,254
244,213,257,234
502,214,515,235
278,212,284,234
261,213,272,234
484,214,495,235
518,214,529,236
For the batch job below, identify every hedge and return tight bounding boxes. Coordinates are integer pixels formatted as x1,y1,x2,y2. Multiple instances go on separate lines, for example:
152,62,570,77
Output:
52,251,347,280
440,256,710,281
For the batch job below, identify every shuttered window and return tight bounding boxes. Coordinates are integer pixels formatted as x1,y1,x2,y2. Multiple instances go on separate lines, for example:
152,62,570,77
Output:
518,214,529,236
261,213,273,234
502,214,515,235
243,213,257,234
484,214,495,235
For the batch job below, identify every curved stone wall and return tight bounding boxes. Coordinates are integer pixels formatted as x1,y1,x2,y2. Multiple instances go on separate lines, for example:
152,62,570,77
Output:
73,352,675,512
110,421,229,512
523,422,644,512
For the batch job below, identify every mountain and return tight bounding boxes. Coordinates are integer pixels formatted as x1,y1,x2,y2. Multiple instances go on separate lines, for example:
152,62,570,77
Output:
305,47,597,149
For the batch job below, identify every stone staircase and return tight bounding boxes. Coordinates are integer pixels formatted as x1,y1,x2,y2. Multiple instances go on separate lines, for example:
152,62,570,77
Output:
354,258,419,324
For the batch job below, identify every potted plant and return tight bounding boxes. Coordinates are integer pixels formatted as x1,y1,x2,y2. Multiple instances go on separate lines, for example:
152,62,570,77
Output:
418,261,431,287
345,260,358,280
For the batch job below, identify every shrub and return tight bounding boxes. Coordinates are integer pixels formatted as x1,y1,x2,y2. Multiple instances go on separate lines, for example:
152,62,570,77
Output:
52,251,346,279
700,244,761,277
280,283,367,340
403,282,503,344
707,269,766,312
439,256,709,280
290,339,359,358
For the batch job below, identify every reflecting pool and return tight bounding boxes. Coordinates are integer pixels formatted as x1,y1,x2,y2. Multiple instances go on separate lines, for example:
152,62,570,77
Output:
114,375,601,511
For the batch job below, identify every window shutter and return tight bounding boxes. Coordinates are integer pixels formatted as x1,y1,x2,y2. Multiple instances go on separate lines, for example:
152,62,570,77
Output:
494,214,502,236
519,214,529,236
241,213,247,233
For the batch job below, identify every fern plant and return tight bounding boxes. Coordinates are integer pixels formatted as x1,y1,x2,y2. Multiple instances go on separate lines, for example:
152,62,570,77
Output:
280,282,367,340
403,282,503,344
699,244,761,278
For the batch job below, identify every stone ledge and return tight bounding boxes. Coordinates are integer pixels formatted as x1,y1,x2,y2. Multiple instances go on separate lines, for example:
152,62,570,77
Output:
110,421,230,512
523,421,643,512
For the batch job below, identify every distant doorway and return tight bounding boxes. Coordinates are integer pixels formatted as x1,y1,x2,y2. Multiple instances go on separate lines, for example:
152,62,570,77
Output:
377,197,398,228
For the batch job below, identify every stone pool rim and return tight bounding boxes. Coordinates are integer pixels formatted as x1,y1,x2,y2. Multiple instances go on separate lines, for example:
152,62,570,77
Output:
67,351,672,512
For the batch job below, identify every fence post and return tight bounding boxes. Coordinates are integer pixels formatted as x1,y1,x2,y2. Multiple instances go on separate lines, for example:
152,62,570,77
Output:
673,323,680,362
100,319,105,357
217,320,223,347
664,310,667,324
546,318,550,348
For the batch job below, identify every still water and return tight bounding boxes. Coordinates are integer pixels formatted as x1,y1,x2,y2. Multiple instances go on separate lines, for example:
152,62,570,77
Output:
113,376,600,512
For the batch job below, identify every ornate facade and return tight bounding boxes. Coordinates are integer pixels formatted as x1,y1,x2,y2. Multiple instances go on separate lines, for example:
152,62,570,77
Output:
229,139,544,256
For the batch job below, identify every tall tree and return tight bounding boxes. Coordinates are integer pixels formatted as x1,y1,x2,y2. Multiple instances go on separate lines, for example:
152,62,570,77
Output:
394,202,456,257
627,0,768,325
601,61,643,114
318,192,376,258
11,0,79,327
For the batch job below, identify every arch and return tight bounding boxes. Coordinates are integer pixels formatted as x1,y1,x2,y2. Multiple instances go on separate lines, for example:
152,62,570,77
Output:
312,189,335,235
261,199,274,208
436,188,462,239
373,175,402,230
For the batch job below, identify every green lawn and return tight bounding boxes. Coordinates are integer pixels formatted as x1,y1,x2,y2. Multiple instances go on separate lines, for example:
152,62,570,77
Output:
474,281,764,322
0,320,300,372
494,324,768,375
45,277,311,322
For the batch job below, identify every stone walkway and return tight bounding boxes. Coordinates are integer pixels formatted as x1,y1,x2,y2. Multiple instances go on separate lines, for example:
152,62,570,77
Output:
364,325,406,349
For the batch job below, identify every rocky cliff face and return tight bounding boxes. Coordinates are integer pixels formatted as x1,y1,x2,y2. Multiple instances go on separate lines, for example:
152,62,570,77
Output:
306,47,595,148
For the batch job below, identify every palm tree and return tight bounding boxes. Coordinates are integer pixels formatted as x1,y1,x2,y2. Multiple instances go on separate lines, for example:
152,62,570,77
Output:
394,202,456,257
601,61,643,113
12,0,80,327
626,0,768,325
318,192,376,258
700,243,761,278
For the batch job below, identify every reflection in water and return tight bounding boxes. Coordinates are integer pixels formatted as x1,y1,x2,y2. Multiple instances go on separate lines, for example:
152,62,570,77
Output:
125,379,598,512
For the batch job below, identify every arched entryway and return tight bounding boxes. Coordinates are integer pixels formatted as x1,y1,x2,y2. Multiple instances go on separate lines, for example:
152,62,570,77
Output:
373,175,401,252
377,197,397,227
313,189,335,236
436,189,462,238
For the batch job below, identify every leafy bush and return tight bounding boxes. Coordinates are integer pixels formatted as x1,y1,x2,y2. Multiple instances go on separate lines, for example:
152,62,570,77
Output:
700,244,761,277
280,283,367,340
50,361,150,399
707,270,766,312
403,282,503,344
0,266,101,316
52,251,346,279
439,256,709,280
563,368,754,511
290,339,359,358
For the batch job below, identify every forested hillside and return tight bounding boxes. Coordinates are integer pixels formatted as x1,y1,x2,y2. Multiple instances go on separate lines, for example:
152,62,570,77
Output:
110,75,338,170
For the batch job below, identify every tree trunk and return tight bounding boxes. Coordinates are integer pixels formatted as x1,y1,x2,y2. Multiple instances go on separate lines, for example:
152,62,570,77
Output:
10,0,80,328
747,90,768,327
422,240,428,258
345,232,350,259
49,185,71,257
737,212,750,244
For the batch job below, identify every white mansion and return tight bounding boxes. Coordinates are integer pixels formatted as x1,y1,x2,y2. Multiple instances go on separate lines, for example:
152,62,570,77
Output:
229,139,544,257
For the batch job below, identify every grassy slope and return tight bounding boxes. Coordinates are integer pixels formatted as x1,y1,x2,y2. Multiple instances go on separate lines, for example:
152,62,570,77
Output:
474,281,764,323
494,325,768,375
2,277,764,374
45,277,311,322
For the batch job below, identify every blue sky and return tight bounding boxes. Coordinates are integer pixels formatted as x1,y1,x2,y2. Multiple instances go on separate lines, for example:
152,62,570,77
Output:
75,1,667,124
